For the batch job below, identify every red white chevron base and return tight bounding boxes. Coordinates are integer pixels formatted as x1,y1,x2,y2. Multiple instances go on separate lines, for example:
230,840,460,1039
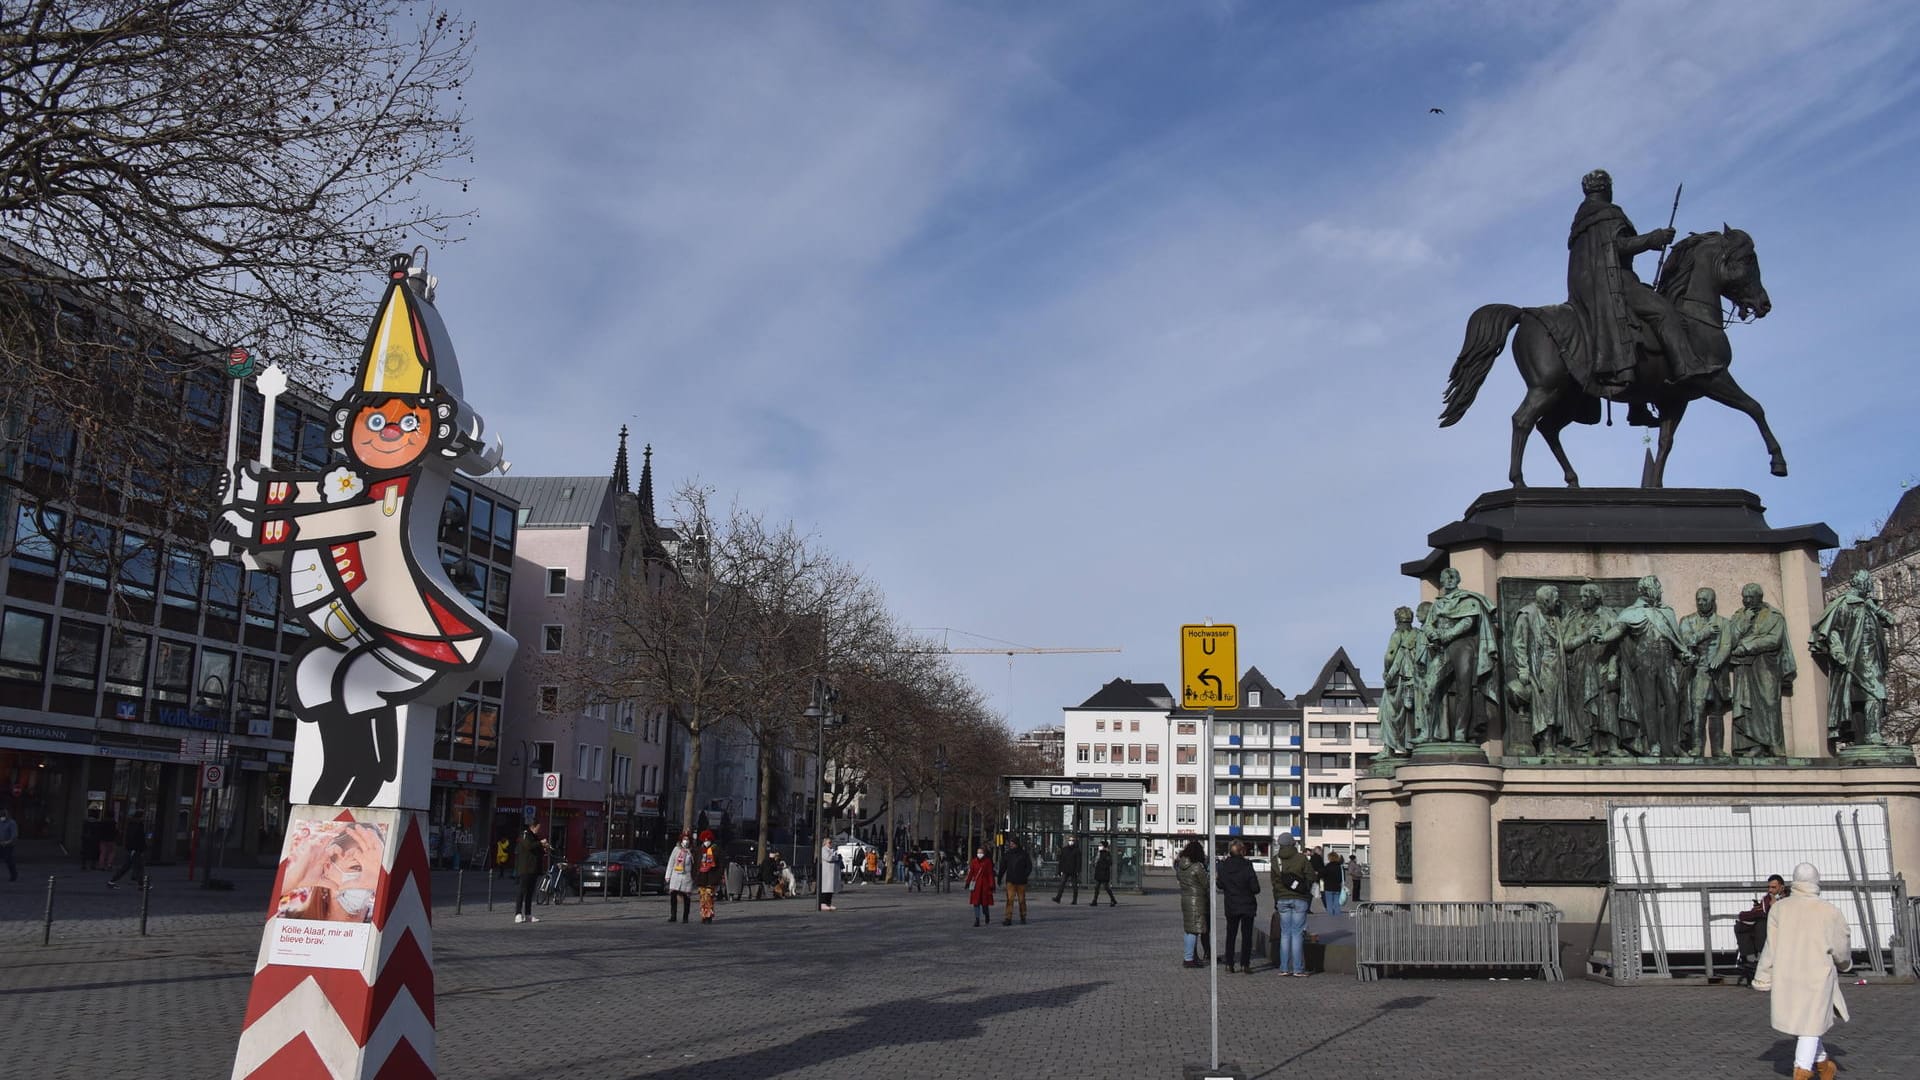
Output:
232,808,436,1079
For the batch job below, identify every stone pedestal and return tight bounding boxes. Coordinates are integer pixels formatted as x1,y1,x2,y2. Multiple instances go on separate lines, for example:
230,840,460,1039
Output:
1399,763,1502,901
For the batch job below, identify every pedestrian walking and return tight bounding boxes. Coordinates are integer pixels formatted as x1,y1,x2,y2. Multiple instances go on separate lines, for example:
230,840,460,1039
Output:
1052,838,1082,904
1320,851,1347,917
818,839,843,911
695,833,722,923
863,848,879,884
511,822,549,923
757,852,779,900
0,806,17,883
493,835,510,879
1217,841,1261,972
1305,846,1326,912
1753,862,1854,1080
999,836,1033,925
1270,838,1313,976
966,846,996,927
1176,840,1210,968
665,833,695,922
1091,840,1118,906
105,811,148,889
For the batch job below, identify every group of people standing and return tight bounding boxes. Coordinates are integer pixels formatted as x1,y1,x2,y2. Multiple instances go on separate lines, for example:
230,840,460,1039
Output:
1177,839,1350,976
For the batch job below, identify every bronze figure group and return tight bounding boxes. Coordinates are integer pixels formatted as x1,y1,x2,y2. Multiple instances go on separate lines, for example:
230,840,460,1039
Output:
1375,573,1859,761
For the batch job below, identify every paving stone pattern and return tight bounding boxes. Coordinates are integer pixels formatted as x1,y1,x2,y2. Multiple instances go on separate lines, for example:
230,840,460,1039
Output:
2,865,1916,1079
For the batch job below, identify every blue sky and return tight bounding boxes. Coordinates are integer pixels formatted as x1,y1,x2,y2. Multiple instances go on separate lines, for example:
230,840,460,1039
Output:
431,0,1920,730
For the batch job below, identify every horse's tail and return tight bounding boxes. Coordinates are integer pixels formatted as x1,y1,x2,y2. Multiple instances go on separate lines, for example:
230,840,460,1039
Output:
1439,303,1522,428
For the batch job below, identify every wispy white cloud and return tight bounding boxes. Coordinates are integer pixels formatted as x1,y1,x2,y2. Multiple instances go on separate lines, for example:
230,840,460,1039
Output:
440,0,1920,729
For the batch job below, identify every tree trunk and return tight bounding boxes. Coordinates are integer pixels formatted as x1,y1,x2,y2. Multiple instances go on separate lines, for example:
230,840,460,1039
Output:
679,710,703,834
754,735,772,860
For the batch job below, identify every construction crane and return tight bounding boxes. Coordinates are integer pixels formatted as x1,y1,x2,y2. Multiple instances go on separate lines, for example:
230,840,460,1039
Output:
910,628,1121,657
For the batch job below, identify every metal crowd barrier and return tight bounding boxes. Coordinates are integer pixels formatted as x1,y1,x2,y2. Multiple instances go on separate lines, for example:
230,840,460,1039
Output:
1354,901,1564,982
1600,879,1914,986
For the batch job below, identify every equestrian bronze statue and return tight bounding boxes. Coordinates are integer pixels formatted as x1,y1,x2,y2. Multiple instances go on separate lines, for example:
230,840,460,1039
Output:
1439,169,1785,488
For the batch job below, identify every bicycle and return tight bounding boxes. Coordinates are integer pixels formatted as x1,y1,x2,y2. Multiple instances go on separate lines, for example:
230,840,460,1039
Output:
535,859,579,905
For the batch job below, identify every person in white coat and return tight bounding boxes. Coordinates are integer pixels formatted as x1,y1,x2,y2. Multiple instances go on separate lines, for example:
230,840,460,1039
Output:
1753,862,1852,1080
819,840,844,911
664,833,695,923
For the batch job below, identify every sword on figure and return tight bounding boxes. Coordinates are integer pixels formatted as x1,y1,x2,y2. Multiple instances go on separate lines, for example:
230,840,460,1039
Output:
1651,182,1683,291
211,353,288,570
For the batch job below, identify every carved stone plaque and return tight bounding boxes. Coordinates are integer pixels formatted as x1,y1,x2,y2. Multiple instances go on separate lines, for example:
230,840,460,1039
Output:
1395,822,1413,884
1497,818,1608,885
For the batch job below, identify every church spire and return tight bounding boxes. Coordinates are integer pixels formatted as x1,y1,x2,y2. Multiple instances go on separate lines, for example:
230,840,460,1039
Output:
612,424,631,494
637,442,657,526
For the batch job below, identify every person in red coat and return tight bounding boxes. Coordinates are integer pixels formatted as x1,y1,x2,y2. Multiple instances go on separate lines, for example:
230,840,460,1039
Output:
965,847,996,927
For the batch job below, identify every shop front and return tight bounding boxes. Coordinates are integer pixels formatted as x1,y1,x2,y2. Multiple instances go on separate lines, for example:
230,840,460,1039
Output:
496,796,603,863
429,768,495,869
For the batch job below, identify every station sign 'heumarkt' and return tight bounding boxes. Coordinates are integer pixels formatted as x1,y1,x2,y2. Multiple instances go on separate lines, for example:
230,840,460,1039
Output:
1180,623,1237,709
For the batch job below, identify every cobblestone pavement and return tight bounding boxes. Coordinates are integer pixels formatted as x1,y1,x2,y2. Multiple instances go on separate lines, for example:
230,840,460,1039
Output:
2,867,1916,1079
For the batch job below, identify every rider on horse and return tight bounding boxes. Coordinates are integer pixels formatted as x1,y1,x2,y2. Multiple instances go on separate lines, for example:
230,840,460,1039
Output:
1566,169,1707,421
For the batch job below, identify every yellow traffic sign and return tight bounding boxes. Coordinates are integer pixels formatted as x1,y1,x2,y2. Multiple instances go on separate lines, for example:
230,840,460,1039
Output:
1181,624,1237,709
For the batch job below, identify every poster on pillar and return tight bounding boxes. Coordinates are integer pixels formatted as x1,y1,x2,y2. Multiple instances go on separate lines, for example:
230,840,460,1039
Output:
265,809,392,970
216,252,518,811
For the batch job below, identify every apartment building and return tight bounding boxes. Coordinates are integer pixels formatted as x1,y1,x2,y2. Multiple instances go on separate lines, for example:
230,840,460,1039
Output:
1298,648,1381,862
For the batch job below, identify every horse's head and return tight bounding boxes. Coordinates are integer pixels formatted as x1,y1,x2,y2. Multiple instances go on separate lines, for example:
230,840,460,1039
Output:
1716,225,1769,320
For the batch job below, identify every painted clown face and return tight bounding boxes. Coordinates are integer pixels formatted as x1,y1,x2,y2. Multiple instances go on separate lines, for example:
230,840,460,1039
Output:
348,399,433,471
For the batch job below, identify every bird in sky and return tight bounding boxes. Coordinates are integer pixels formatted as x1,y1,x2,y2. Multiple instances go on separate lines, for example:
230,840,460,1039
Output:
1429,107,1445,114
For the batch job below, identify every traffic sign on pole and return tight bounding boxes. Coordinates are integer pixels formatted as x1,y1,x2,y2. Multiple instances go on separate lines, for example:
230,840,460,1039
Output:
1181,624,1238,709
202,763,225,789
541,772,561,799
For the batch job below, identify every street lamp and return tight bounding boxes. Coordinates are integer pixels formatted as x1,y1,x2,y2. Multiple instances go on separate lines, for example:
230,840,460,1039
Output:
805,676,839,889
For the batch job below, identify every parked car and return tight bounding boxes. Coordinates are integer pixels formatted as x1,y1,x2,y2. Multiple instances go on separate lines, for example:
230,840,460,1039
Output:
578,849,665,895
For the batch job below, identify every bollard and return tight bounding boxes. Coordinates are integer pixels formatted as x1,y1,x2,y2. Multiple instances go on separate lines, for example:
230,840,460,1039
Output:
486,868,495,912
43,875,56,945
140,876,152,936
455,868,464,916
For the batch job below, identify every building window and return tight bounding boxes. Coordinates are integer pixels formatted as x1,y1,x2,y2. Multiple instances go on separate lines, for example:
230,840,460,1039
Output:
538,686,559,713
1248,690,1261,707
1109,744,1122,762
1129,719,1139,732
576,744,591,779
105,630,150,689
1177,721,1197,735
1145,776,1159,793
1145,804,1159,825
1127,744,1142,763
1176,744,1197,765
1095,719,1104,731
53,621,103,681
154,639,193,693
1145,745,1159,764
164,549,202,608
0,610,51,678
1075,744,1090,763
532,741,555,774
1176,775,1197,794
1092,745,1107,763
546,568,567,596
1175,805,1197,826
542,625,564,653
11,505,61,576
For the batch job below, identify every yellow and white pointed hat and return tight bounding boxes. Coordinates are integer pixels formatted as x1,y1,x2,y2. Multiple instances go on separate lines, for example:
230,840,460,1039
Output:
355,256,436,397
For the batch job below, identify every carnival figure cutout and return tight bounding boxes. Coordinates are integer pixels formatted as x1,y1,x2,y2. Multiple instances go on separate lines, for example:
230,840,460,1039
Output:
218,253,516,808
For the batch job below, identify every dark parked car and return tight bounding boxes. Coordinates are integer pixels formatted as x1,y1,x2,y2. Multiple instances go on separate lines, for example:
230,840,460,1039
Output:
579,849,664,895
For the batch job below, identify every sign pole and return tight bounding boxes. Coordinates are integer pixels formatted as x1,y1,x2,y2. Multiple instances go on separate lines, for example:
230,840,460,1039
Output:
1205,703,1219,1072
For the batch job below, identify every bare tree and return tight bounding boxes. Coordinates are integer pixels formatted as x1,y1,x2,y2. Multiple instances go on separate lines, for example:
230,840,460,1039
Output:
0,2,473,626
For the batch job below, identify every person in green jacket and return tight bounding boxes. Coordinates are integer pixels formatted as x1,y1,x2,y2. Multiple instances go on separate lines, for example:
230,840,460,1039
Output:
1176,840,1210,968
1270,838,1313,976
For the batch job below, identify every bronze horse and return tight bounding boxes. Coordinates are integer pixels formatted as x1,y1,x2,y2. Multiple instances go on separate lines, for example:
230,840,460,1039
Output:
1439,228,1784,488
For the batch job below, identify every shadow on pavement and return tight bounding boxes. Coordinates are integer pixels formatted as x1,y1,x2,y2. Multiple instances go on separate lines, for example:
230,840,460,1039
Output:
1246,994,1433,1078
632,980,1109,1079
